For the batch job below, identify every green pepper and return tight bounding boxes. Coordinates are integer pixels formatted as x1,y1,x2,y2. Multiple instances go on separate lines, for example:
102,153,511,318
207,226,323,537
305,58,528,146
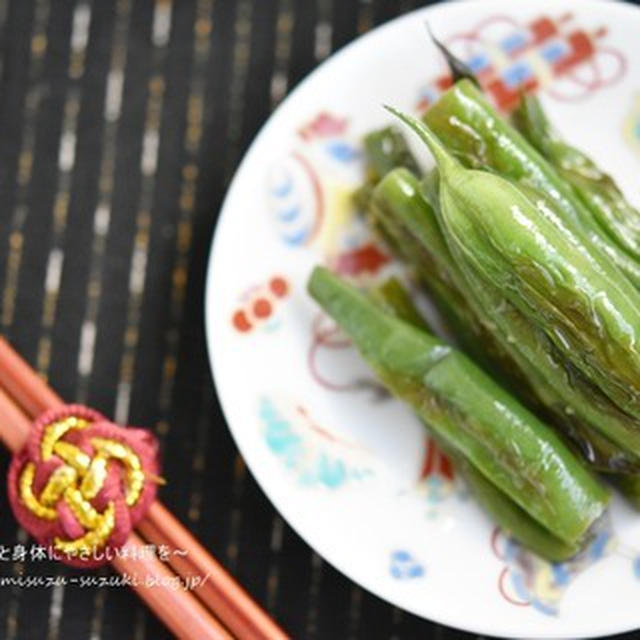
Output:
436,434,580,561
370,276,584,561
309,266,608,544
452,233,640,460
354,126,421,211
428,171,640,470
616,475,640,510
374,276,640,515
389,106,640,428
369,276,430,331
370,168,520,374
373,164,640,466
364,126,420,181
369,170,482,352
514,92,640,263
423,79,640,289
370,170,461,309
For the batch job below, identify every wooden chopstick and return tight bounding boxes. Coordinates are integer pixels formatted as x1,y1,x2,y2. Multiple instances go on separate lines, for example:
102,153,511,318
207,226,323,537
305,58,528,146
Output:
0,337,288,640
112,533,233,640
137,502,287,640
0,384,230,640
0,386,30,452
0,338,63,416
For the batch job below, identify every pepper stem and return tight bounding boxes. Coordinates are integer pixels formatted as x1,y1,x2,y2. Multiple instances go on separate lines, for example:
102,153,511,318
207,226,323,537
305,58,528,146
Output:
384,105,459,177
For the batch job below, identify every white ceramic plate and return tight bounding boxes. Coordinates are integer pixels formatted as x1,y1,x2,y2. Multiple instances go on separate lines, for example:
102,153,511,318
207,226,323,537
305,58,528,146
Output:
206,1,640,636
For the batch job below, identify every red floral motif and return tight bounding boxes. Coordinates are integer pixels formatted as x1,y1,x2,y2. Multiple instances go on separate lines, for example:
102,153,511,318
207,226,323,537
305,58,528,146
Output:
332,242,391,277
491,527,532,607
298,112,348,141
231,276,290,334
419,437,455,482
418,13,626,113
307,312,388,398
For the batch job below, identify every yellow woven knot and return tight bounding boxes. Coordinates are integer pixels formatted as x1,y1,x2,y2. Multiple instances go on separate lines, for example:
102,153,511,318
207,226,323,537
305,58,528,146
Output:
9,406,161,567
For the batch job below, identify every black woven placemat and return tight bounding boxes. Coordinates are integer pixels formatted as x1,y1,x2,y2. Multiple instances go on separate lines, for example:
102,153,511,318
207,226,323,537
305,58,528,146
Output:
0,1,637,638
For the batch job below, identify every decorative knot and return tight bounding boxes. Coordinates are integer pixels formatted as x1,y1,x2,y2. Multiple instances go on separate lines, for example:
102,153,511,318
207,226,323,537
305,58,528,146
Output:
8,405,161,568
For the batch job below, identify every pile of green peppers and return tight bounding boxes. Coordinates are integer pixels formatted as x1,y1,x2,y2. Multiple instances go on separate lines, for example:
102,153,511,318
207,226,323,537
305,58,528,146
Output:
308,79,640,560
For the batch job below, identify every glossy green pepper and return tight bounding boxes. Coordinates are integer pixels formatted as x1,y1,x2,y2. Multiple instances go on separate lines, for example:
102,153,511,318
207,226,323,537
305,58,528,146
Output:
370,168,531,382
354,126,420,211
370,276,580,560
419,169,640,469
309,266,609,544
369,168,491,364
389,106,640,427
451,232,640,461
434,433,581,561
423,79,640,289
514,92,640,263
372,164,640,466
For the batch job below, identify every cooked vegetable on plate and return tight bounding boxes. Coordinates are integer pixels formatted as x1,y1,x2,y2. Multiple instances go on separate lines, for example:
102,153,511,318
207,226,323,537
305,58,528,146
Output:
308,76,640,561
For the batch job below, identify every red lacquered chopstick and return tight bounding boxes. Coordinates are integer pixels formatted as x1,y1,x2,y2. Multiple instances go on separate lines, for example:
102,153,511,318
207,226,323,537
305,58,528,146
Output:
0,385,231,640
111,534,233,640
0,337,288,640
137,501,288,640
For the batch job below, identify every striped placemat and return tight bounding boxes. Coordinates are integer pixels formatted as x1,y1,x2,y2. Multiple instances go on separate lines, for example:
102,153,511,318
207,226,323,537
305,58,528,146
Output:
0,0,534,638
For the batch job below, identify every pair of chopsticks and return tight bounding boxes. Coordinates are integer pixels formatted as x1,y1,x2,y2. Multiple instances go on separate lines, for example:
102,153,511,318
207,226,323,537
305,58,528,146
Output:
0,337,288,640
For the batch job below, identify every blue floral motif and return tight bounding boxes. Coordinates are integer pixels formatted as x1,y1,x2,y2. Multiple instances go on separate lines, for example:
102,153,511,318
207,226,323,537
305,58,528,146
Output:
259,397,374,489
499,525,614,616
614,539,640,582
389,550,425,580
271,175,293,198
267,160,315,247
305,454,346,488
423,474,456,505
324,140,360,163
